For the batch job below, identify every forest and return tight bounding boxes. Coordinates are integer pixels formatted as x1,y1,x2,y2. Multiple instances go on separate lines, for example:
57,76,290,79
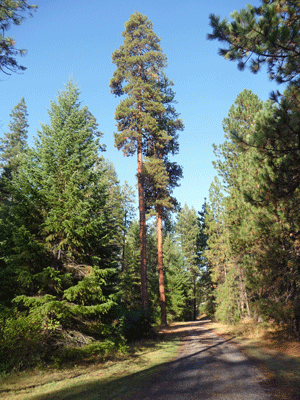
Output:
0,0,300,373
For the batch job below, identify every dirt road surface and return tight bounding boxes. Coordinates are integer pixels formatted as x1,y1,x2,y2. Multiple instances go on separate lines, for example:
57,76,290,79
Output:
132,319,272,400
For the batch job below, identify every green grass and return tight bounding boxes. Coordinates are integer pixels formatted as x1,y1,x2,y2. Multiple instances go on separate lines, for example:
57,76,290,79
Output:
0,338,180,400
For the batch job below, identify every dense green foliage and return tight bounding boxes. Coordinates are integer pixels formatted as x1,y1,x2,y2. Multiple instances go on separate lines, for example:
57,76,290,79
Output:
0,97,28,174
0,81,123,370
0,14,198,369
208,0,300,84
207,0,300,335
176,204,208,321
110,12,184,326
110,12,171,311
206,89,300,333
5,0,300,374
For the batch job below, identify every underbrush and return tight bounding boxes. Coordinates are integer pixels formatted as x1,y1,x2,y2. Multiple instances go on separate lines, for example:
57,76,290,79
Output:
0,307,156,374
0,330,180,400
50,339,129,369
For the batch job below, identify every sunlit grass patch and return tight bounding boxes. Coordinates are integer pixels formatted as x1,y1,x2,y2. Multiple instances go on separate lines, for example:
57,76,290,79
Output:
0,337,180,400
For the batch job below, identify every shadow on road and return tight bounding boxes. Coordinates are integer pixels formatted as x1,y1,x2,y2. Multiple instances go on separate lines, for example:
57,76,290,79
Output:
27,318,293,400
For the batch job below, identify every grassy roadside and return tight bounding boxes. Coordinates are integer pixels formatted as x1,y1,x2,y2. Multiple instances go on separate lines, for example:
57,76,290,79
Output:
3,317,298,400
207,318,300,399
0,334,181,400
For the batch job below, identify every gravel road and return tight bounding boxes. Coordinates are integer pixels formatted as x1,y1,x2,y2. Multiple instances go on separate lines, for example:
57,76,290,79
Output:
133,319,272,400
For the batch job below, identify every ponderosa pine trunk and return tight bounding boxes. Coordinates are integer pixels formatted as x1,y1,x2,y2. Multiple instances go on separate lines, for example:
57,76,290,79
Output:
157,208,167,326
137,134,148,310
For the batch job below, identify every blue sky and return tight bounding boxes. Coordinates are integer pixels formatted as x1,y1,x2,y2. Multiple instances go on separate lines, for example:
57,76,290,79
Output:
1,0,278,213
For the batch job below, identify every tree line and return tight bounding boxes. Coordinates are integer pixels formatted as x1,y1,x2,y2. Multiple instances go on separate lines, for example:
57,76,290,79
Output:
1,0,300,373
0,10,208,371
205,0,300,336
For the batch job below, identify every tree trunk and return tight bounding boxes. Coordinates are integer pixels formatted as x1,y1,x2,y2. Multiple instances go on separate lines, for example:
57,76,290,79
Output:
240,269,251,318
157,209,167,326
193,279,197,321
137,134,148,310
121,209,126,272
121,237,125,272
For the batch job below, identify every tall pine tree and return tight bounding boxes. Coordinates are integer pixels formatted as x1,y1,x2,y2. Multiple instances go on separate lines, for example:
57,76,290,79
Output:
143,75,183,326
110,12,170,311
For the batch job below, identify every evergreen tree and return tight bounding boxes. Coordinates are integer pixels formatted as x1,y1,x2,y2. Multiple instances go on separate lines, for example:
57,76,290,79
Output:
206,91,265,323
120,182,136,272
97,157,124,259
143,75,183,326
239,92,300,333
0,97,29,306
197,201,213,315
118,220,141,310
208,1,300,332
208,0,300,213
205,177,226,289
143,158,169,324
207,0,300,85
163,233,189,322
110,12,169,311
0,97,28,178
0,0,37,75
176,204,200,320
206,89,300,332
2,79,119,335
244,87,300,201
30,80,112,271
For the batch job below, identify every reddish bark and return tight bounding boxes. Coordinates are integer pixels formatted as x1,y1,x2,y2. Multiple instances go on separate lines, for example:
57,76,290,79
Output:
157,209,167,326
137,134,148,310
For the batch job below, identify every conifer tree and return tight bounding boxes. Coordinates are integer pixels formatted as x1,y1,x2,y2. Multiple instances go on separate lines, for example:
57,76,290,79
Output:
30,80,111,269
206,89,300,329
163,232,189,321
208,2,300,332
238,92,300,333
110,12,169,311
143,75,183,325
245,87,300,201
120,182,136,272
0,97,29,306
143,158,169,324
0,0,37,75
118,220,141,310
0,97,28,178
97,157,124,257
205,177,226,286
208,1,300,201
206,91,266,323
197,201,212,314
176,204,200,320
4,79,119,331
208,0,300,85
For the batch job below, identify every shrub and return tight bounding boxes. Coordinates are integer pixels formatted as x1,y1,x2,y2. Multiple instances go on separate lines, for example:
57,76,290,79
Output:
0,310,58,371
118,309,153,342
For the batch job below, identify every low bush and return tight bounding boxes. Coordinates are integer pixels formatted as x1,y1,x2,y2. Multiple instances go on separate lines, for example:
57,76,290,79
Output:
0,310,58,371
118,309,154,342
